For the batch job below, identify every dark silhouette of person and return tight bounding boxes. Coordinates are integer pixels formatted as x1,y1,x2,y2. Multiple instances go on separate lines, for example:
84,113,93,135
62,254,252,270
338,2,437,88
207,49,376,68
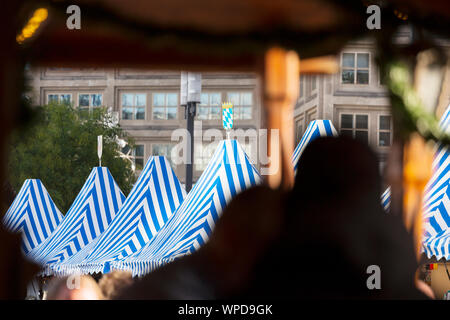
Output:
236,136,426,299
117,185,286,299
119,136,426,299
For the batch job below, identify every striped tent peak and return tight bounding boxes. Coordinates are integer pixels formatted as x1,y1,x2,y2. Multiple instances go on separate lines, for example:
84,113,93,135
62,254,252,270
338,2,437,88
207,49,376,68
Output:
421,104,450,260
381,187,391,212
382,151,449,237
381,105,450,260
422,228,449,260
292,120,338,173
113,139,262,276
425,103,450,175
382,104,450,213
422,170,450,240
439,104,450,131
2,179,64,254
71,156,186,271
26,167,125,268
420,105,450,240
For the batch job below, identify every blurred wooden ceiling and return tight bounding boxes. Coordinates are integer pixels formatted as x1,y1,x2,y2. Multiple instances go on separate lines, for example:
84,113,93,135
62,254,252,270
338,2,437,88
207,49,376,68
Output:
11,0,450,71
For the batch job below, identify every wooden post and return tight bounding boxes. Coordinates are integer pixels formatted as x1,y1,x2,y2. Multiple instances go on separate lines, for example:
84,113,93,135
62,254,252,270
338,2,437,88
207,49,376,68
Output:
403,133,434,260
263,47,299,189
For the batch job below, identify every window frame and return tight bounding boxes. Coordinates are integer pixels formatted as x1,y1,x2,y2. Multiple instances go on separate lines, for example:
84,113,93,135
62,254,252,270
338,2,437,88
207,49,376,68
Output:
226,91,253,121
151,92,179,121
122,144,145,171
311,75,317,92
120,92,148,121
197,92,222,121
47,93,73,105
77,92,104,113
132,144,145,171
339,112,370,143
377,114,393,148
299,75,305,98
340,52,371,85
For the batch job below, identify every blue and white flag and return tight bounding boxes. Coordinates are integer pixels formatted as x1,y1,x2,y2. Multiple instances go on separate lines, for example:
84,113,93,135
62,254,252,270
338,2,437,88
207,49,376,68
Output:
3,179,64,254
222,102,233,130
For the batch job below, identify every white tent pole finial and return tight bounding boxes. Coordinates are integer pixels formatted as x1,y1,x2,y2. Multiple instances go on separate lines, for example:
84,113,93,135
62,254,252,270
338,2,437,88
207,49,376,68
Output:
98,135,103,167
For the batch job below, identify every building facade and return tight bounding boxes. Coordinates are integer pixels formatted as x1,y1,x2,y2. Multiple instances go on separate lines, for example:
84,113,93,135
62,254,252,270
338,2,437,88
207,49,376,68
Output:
294,38,394,174
26,69,262,184
294,27,449,177
294,27,428,175
26,27,449,184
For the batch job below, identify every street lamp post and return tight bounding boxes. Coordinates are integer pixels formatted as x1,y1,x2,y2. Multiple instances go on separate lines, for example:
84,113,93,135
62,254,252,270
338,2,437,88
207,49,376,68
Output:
180,72,202,192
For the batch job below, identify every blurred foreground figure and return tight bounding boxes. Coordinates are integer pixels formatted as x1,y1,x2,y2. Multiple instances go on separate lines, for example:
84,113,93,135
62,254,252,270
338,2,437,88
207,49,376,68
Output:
46,275,104,300
119,137,425,299
118,185,286,299
25,278,40,300
99,271,133,299
242,137,425,299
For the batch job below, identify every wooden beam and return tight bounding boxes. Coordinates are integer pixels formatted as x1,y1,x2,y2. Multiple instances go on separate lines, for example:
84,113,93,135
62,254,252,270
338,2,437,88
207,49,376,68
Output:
263,47,299,189
299,55,339,75
403,133,434,260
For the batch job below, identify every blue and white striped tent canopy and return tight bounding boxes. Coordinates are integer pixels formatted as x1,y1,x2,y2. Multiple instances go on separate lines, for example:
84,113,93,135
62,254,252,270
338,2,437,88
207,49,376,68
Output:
26,167,125,273
57,156,186,275
423,229,449,260
292,120,338,173
113,139,261,276
421,106,450,260
3,179,64,254
381,105,450,260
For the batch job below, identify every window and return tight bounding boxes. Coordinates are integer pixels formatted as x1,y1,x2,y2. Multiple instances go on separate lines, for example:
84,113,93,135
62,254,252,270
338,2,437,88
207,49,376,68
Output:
341,53,369,84
311,75,317,91
296,120,304,144
47,93,72,104
152,92,178,120
122,145,145,171
305,111,317,128
78,93,103,112
197,93,221,120
152,144,175,168
299,75,304,98
379,69,388,86
121,93,146,120
305,78,312,97
340,113,369,143
378,115,392,147
48,94,58,103
195,142,219,171
227,92,253,120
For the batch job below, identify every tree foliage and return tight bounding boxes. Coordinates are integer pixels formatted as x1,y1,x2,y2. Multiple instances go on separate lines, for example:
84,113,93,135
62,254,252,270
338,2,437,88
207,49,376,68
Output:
8,102,136,213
